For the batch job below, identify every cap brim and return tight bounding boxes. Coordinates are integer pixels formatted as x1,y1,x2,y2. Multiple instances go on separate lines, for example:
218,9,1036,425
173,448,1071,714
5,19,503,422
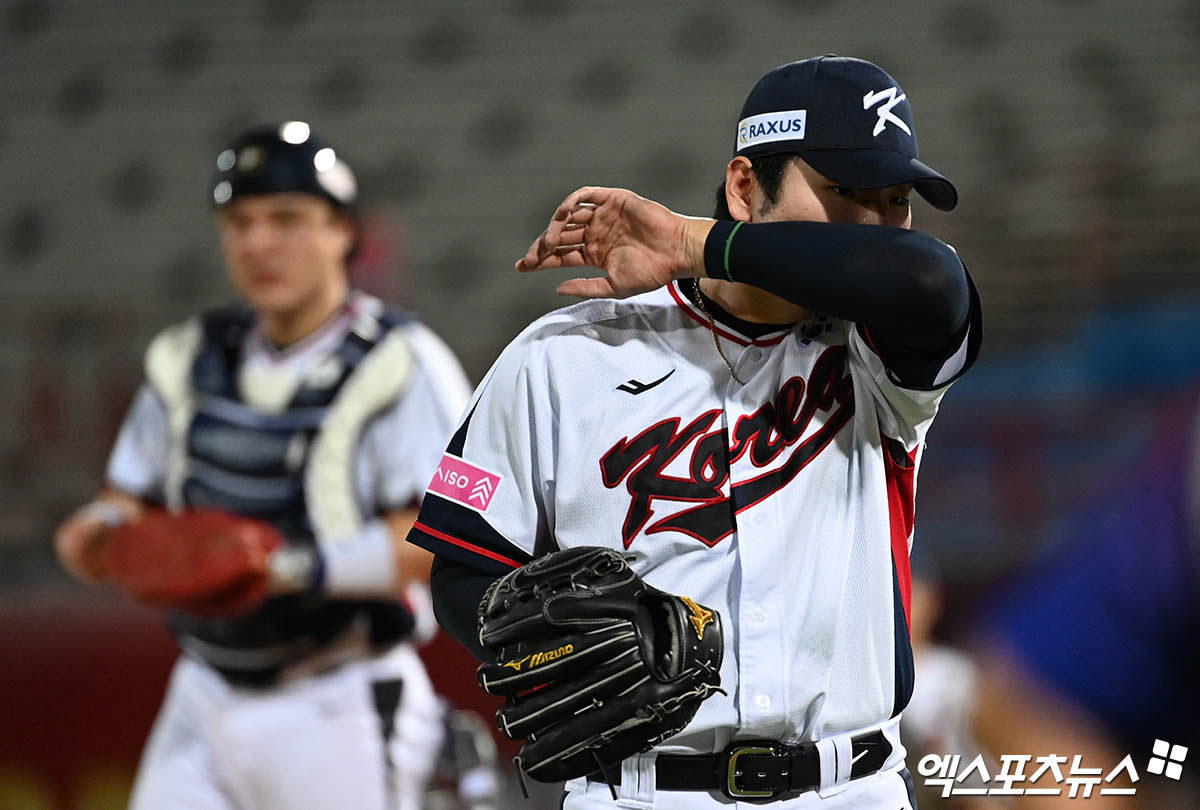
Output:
798,148,958,211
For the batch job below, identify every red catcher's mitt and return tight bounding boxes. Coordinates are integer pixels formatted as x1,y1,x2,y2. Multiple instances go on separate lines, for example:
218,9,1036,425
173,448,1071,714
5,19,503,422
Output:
100,508,285,617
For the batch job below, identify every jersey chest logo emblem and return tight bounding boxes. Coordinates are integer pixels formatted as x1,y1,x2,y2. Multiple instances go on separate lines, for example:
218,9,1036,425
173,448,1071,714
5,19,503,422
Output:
600,346,854,548
617,368,675,395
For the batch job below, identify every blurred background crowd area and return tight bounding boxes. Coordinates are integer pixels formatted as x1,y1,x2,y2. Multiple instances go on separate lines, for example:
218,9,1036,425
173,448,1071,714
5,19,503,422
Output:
2,0,1199,808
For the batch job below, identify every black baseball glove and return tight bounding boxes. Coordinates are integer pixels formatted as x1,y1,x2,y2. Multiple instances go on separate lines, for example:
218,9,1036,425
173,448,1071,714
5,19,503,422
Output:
476,546,724,784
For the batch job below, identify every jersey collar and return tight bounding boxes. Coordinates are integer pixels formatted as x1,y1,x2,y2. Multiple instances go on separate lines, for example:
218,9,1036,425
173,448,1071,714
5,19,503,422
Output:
244,290,363,366
669,280,792,347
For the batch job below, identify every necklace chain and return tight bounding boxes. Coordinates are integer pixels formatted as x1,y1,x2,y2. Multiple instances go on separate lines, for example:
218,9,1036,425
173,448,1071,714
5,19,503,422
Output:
691,280,746,385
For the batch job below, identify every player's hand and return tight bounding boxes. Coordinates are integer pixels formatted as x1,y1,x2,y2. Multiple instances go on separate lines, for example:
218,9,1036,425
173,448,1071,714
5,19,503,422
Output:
516,187,716,299
54,494,145,584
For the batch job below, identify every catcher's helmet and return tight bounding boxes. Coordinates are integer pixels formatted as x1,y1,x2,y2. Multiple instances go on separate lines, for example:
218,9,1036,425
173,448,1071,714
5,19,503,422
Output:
210,121,358,211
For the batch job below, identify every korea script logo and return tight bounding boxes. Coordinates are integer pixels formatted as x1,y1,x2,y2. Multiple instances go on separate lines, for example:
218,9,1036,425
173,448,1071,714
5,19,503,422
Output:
600,346,854,548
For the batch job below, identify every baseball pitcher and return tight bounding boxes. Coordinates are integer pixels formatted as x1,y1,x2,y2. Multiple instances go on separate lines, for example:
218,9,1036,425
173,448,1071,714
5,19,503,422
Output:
410,56,981,808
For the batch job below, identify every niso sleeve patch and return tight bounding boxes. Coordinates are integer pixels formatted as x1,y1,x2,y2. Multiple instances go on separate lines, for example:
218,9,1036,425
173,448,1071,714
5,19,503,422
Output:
427,454,501,513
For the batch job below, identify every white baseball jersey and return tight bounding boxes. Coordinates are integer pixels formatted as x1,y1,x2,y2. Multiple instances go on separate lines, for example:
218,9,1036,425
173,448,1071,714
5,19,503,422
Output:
411,278,979,759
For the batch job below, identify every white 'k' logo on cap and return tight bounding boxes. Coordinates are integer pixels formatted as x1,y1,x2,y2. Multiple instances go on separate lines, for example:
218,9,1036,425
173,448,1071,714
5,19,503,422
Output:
862,87,912,137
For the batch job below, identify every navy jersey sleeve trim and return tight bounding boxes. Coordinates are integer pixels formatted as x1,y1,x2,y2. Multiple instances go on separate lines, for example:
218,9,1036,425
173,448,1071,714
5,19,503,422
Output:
445,402,475,457
408,515,527,575
405,399,532,574
405,359,538,570
891,554,916,718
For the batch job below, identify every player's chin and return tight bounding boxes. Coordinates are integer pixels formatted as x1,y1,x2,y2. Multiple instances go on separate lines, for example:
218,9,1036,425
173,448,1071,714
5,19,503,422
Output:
237,280,301,314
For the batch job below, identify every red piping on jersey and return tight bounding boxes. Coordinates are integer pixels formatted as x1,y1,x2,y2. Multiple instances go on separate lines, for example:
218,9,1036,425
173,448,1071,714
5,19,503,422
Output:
883,441,919,631
859,324,883,357
412,520,522,569
668,281,789,347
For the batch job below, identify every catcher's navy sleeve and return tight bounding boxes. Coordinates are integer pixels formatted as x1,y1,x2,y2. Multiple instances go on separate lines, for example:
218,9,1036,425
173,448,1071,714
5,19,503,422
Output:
704,220,980,389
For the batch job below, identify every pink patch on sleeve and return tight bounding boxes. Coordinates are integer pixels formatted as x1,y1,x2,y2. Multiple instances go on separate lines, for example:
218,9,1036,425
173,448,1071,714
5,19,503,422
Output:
427,454,502,512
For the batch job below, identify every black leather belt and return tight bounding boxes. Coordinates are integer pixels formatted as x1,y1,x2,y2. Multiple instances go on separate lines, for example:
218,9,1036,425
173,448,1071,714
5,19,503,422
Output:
589,730,891,803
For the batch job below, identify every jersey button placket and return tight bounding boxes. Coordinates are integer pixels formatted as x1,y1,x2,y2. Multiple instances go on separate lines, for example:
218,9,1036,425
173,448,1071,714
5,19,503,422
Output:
741,496,788,727
734,344,763,380
728,378,784,728
747,524,782,722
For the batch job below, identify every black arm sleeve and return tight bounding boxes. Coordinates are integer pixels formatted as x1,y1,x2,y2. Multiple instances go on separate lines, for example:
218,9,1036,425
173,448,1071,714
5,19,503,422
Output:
703,220,974,377
430,554,500,662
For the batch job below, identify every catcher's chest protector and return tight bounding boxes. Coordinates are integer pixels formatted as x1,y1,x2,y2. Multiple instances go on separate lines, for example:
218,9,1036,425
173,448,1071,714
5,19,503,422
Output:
178,306,400,538
145,297,418,670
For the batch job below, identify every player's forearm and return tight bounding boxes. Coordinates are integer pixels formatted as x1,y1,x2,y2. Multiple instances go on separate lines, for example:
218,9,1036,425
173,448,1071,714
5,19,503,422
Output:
701,219,970,353
271,508,430,599
384,508,434,588
430,555,496,661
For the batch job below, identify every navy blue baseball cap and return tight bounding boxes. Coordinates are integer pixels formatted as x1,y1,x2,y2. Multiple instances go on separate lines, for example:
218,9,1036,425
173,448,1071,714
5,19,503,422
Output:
735,56,957,211
210,121,358,211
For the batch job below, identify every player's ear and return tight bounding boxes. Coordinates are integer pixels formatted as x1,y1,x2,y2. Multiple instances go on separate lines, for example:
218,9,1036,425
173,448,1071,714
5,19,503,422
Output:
724,157,755,223
332,208,358,263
